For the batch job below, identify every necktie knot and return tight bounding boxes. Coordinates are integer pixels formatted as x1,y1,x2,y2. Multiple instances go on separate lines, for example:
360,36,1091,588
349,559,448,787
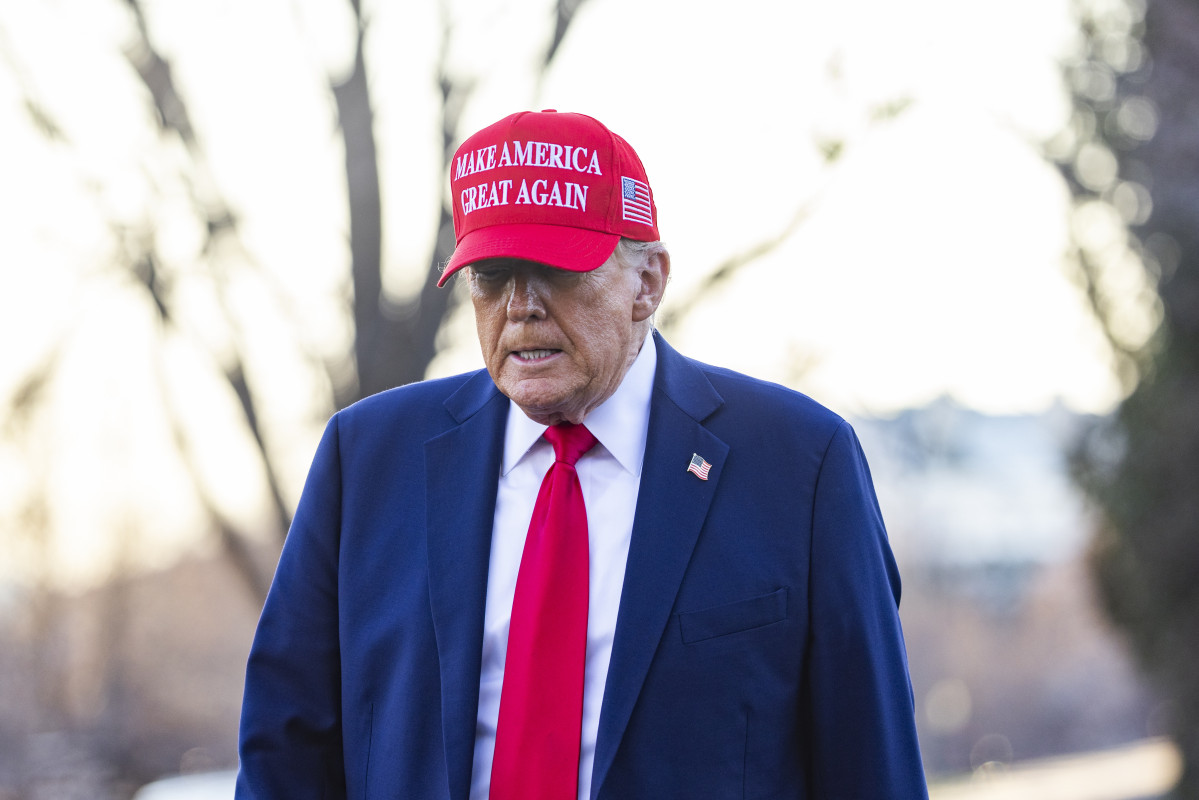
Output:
544,423,597,467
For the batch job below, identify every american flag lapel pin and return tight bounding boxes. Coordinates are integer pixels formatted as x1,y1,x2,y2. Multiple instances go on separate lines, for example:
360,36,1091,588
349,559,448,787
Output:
687,453,712,481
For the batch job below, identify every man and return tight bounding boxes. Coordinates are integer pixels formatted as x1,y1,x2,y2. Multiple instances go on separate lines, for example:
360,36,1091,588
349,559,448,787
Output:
236,110,928,799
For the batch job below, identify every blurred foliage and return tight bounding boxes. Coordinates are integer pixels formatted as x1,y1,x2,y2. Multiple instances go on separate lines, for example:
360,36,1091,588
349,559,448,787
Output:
0,1,594,792
0,0,594,604
1058,0,1199,796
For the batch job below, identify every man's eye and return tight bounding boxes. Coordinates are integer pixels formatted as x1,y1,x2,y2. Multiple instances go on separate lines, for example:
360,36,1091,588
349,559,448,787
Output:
472,268,507,283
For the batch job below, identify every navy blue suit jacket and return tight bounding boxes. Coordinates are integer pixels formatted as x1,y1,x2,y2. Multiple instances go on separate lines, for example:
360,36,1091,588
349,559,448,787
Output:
236,333,928,799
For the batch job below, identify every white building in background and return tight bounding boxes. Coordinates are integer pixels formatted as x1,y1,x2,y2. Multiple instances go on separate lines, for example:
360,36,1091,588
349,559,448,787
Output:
133,770,237,800
853,397,1097,568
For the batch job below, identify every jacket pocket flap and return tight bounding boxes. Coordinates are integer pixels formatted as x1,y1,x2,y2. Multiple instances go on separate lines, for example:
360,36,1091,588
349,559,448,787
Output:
678,587,788,644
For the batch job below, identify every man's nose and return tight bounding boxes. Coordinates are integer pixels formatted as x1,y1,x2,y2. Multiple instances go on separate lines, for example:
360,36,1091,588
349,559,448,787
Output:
506,274,547,321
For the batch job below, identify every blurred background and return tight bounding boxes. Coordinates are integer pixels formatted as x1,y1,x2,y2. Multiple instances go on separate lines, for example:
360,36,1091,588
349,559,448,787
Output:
1,0,1196,797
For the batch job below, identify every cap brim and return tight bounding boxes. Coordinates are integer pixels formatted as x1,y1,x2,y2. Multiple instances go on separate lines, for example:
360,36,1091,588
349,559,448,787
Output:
437,224,620,287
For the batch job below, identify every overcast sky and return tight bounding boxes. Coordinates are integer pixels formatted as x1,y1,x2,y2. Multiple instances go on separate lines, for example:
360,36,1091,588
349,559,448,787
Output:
0,0,1148,585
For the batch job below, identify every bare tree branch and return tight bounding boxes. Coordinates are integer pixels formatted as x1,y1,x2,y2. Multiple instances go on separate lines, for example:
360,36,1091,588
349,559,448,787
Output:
123,0,197,147
130,246,274,599
658,199,816,333
658,99,911,334
333,12,387,399
0,24,68,142
544,0,589,70
122,0,298,569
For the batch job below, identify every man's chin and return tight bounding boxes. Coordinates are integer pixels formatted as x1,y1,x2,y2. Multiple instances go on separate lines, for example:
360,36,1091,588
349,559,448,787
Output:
503,385,583,426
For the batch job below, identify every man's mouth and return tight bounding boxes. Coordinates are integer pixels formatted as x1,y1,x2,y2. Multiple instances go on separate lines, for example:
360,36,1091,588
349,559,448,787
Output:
512,349,560,362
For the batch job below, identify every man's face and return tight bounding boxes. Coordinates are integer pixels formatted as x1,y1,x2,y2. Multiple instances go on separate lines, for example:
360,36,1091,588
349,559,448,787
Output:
468,251,663,426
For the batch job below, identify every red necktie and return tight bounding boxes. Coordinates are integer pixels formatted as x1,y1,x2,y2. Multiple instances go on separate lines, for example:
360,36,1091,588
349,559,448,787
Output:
490,422,598,800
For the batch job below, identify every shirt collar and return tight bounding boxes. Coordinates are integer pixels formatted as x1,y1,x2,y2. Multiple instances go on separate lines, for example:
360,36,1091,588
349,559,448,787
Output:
502,331,658,477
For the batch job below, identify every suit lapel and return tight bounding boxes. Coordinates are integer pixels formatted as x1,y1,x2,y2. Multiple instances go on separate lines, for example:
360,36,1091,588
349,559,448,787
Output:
426,372,508,800
590,334,728,798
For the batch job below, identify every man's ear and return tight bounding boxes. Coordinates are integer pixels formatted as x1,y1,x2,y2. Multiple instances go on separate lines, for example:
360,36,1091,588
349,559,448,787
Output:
632,248,671,322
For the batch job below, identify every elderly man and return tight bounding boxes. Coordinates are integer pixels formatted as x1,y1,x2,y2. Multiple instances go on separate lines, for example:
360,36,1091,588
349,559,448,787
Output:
236,110,928,799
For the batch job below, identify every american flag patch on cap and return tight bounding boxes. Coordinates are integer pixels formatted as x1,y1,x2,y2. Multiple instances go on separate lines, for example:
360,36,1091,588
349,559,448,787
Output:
687,453,712,480
621,176,653,226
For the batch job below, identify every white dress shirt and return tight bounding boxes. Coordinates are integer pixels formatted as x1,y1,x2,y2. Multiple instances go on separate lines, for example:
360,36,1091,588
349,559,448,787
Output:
470,333,657,800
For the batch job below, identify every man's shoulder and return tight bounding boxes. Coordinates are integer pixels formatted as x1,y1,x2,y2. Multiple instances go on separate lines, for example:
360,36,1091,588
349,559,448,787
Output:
337,368,496,430
673,351,844,430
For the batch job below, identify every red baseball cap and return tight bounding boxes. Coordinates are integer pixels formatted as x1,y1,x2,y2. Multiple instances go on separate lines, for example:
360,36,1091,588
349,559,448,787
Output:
437,110,659,287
